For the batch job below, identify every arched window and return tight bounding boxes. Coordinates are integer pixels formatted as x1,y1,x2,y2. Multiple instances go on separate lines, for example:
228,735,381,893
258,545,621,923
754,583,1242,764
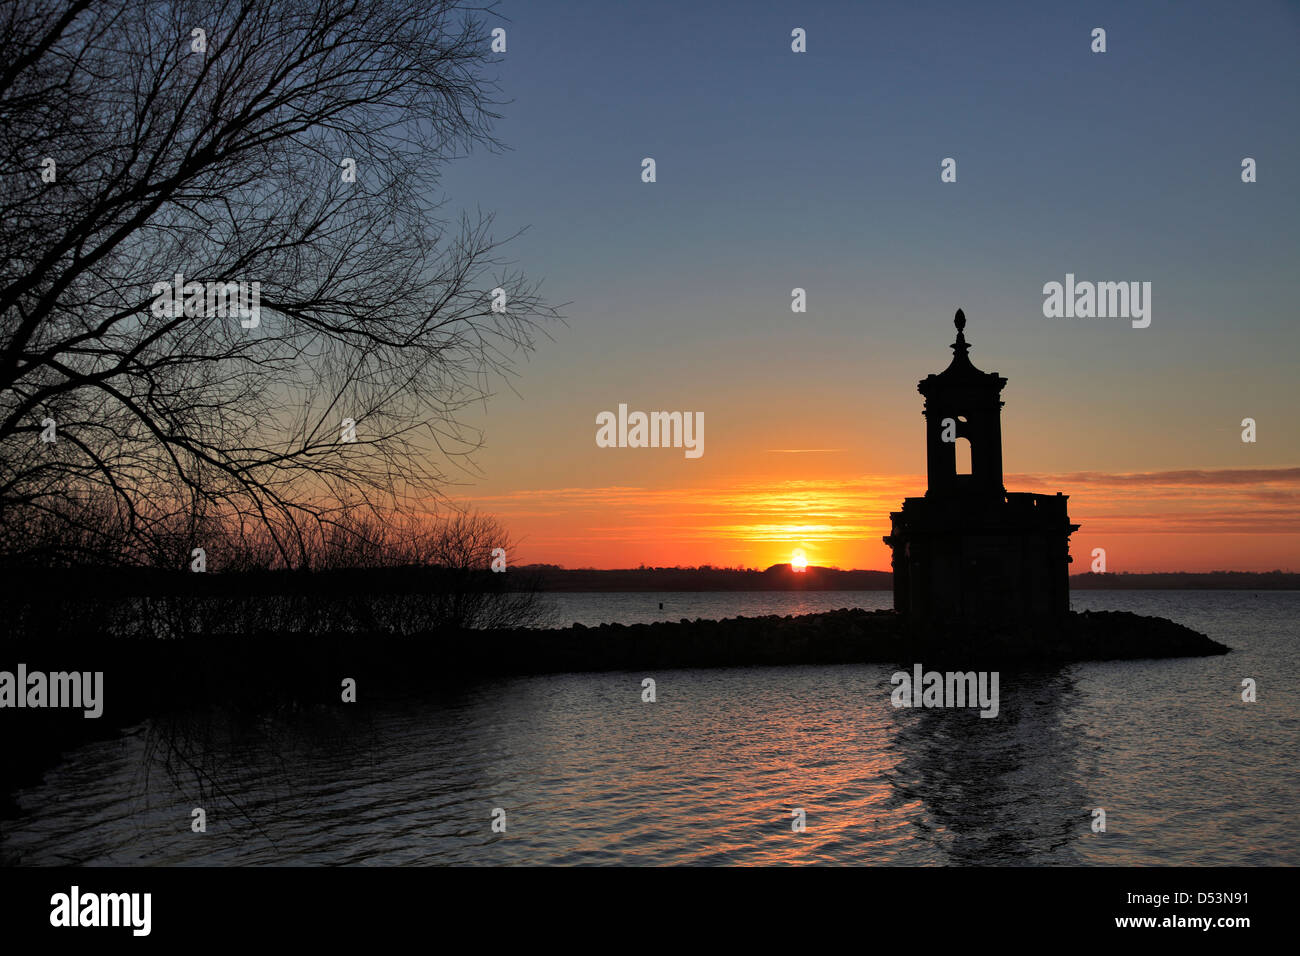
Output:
955,436,972,475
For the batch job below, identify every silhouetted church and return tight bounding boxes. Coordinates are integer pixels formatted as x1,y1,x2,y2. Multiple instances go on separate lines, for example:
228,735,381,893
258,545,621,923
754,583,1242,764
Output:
883,310,1078,628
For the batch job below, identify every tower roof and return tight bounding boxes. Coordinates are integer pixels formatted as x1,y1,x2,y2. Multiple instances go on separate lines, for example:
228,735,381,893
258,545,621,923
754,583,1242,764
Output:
918,308,1006,396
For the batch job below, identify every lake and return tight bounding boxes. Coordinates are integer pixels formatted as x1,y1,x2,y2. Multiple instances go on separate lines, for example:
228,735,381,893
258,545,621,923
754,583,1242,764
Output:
2,590,1296,865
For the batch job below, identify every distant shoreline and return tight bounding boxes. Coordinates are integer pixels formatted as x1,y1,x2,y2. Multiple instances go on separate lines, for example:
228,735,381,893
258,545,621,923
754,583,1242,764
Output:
519,566,1300,592
3,566,1296,600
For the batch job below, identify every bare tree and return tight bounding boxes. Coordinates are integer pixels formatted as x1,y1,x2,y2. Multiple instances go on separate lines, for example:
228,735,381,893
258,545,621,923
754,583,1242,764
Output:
0,0,558,566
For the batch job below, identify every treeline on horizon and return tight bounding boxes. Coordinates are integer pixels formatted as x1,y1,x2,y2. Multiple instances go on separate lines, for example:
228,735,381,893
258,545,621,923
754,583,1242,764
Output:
9,560,1297,597
512,565,1300,591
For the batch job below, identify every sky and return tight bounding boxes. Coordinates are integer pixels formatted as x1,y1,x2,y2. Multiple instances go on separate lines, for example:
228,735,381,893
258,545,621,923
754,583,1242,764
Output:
430,0,1299,572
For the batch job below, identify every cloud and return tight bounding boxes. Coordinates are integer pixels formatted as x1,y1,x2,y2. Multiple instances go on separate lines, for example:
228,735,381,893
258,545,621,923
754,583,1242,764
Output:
1009,467,1300,488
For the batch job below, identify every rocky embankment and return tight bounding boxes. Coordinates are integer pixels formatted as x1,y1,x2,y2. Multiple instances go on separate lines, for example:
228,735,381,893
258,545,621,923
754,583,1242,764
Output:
470,608,1230,672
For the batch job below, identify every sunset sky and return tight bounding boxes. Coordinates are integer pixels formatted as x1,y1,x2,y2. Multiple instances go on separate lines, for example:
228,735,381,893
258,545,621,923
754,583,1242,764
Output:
434,0,1298,572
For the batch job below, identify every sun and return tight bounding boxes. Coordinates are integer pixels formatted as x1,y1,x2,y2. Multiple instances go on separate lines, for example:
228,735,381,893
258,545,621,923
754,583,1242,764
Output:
791,548,807,572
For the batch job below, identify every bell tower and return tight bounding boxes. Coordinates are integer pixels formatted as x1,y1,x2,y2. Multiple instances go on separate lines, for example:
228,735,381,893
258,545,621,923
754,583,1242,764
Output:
918,309,1006,499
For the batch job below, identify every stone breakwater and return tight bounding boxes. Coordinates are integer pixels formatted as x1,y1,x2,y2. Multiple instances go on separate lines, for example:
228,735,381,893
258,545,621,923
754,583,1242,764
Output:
472,608,1230,672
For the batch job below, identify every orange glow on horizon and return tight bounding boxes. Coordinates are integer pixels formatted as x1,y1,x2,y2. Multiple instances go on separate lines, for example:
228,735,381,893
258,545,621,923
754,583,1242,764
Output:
451,466,1300,572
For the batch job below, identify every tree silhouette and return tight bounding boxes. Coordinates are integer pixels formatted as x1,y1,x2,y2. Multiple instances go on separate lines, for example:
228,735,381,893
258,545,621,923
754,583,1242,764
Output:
0,0,557,566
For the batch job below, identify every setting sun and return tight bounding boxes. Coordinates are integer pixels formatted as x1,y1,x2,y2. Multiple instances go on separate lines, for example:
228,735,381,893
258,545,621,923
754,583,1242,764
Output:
791,548,808,572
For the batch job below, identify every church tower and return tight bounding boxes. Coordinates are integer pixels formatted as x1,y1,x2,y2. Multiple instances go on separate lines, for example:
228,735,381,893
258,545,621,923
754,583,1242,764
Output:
883,310,1079,630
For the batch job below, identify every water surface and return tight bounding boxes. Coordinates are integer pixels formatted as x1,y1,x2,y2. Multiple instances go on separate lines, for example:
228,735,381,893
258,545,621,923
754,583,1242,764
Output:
3,590,1296,865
